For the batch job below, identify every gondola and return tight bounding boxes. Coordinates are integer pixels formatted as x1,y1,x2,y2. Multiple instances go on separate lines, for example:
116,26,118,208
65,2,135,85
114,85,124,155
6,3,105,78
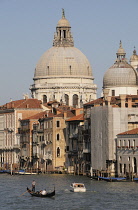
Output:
27,187,55,197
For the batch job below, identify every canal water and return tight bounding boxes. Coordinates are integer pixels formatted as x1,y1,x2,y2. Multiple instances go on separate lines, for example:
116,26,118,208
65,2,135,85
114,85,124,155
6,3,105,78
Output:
0,173,138,210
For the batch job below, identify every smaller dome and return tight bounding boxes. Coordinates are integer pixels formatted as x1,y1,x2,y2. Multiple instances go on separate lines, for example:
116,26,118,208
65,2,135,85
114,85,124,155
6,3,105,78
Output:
103,41,138,88
117,41,126,55
103,63,137,87
57,9,70,27
57,18,70,27
130,47,138,61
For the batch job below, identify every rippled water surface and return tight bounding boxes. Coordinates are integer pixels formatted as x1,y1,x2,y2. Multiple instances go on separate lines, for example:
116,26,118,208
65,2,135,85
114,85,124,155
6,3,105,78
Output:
0,173,138,210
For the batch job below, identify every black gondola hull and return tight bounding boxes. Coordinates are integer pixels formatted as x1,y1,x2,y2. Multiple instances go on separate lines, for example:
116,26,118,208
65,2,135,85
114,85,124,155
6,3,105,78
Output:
27,187,55,197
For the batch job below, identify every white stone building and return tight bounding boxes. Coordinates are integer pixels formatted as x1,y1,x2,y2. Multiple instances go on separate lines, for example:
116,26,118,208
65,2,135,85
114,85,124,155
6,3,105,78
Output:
30,9,97,108
91,98,138,176
117,128,138,177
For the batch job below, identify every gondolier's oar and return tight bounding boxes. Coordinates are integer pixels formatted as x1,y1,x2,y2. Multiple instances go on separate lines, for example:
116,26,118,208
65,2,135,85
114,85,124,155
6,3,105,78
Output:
19,190,28,197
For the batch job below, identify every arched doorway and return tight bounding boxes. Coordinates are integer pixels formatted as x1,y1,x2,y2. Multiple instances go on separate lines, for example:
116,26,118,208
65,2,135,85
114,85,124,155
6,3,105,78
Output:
43,95,47,104
65,94,69,105
73,94,78,108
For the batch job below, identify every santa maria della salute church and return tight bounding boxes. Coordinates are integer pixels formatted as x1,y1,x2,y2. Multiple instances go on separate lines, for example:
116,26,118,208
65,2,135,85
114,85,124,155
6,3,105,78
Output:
30,9,97,108
1,9,138,177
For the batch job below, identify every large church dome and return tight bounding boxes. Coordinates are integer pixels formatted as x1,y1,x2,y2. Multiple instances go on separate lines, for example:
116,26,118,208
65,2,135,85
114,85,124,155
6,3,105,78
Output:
35,46,92,78
103,41,138,88
30,9,97,107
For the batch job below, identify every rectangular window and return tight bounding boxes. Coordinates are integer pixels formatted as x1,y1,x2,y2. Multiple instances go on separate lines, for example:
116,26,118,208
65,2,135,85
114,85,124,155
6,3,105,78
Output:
124,164,126,174
112,90,115,96
133,139,135,147
57,121,60,127
119,140,121,147
128,140,130,148
66,146,69,151
120,163,122,173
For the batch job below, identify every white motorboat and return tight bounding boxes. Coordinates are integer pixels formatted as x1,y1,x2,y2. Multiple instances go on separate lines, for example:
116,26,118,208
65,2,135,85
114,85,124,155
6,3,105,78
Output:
70,183,86,192
15,169,37,175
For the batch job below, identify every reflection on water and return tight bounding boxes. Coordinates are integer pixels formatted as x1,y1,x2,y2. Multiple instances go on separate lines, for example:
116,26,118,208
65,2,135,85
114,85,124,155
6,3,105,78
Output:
0,174,138,210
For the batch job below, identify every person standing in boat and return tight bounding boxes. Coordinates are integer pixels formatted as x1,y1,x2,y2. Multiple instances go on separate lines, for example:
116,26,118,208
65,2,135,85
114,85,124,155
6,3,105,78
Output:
32,180,36,192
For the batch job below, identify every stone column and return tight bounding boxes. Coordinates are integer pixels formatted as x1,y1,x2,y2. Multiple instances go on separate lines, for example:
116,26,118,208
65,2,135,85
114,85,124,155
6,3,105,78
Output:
103,89,109,101
120,94,126,108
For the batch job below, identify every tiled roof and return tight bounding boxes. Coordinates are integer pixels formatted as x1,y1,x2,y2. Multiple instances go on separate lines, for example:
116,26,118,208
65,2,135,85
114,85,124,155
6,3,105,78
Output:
22,111,54,120
55,110,75,118
84,98,104,106
117,128,138,135
84,95,138,108
66,113,84,122
0,99,42,109
56,105,75,112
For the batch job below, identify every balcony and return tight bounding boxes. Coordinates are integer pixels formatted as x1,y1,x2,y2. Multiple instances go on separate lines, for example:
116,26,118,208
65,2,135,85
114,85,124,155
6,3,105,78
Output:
117,146,137,150
37,128,43,133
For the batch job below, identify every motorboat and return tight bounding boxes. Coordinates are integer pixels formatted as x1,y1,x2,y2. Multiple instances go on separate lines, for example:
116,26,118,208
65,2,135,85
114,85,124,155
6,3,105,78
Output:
15,169,37,175
70,183,86,192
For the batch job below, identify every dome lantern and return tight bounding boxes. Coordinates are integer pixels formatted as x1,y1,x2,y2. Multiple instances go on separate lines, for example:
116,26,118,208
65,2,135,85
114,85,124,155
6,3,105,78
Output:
53,9,74,47
116,40,126,62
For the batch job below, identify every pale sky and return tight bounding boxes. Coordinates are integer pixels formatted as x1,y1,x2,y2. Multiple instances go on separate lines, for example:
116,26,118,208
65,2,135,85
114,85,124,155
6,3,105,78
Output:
0,0,138,105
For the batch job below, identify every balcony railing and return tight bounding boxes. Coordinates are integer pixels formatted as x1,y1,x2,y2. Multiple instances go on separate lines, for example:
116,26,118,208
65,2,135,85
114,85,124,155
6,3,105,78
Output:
117,146,138,149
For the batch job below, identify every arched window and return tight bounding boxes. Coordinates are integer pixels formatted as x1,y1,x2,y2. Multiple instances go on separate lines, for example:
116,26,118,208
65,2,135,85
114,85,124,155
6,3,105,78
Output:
57,147,60,157
63,30,66,38
57,134,60,141
73,94,78,108
43,95,47,104
65,94,69,106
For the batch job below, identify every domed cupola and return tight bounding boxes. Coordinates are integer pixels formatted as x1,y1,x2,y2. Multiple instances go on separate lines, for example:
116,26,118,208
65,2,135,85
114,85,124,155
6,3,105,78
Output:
130,47,138,70
103,41,138,97
30,9,97,107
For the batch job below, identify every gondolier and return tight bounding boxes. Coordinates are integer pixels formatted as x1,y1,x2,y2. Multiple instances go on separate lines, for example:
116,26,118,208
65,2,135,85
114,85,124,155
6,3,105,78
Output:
32,180,36,192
